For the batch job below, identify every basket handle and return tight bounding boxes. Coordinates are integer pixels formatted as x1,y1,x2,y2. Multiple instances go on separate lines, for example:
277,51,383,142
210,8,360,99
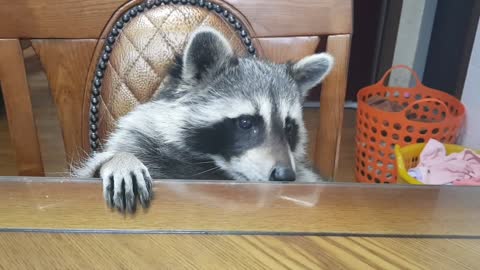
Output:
402,98,450,120
377,65,422,88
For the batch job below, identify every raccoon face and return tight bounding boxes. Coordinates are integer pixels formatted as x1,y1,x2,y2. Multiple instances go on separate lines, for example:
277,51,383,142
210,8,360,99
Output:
176,27,333,181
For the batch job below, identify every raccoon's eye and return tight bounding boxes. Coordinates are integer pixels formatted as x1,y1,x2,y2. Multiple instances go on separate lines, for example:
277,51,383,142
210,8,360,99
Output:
238,116,253,129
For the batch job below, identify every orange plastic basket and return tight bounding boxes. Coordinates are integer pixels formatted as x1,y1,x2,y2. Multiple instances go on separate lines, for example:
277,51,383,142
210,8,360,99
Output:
355,65,465,184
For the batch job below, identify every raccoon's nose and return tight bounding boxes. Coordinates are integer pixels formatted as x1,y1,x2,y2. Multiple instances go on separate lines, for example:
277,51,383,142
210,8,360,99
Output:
269,166,296,182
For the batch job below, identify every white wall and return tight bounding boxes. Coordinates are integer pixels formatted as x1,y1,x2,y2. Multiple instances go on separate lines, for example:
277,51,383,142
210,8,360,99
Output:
389,0,437,87
460,21,480,149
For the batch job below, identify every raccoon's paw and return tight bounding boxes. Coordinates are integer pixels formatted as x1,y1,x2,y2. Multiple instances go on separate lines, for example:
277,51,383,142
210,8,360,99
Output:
99,152,153,213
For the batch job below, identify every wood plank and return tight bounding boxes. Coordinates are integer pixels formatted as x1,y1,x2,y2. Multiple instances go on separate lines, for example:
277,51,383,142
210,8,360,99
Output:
0,233,479,269
254,36,321,63
304,108,357,182
31,39,97,165
0,0,126,38
23,47,69,177
1,178,480,236
0,108,16,176
0,0,352,38
315,34,351,180
225,0,353,37
335,109,357,182
0,40,44,176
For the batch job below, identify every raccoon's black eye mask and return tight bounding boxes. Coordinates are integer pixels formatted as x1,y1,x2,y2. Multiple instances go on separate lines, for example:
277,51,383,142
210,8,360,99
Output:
285,117,299,151
186,114,265,160
186,113,300,159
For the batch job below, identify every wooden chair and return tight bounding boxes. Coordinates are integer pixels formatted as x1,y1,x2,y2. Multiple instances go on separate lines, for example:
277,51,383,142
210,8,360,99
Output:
0,0,352,180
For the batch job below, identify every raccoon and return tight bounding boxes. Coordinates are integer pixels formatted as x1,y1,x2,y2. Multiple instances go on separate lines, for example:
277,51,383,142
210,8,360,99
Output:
73,27,334,213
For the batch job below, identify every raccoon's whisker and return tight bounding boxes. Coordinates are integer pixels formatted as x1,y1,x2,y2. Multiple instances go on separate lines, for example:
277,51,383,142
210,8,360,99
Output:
192,160,216,165
180,160,216,165
192,166,221,177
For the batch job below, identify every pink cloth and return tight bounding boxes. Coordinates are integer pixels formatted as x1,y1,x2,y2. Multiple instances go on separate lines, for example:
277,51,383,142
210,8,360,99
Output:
407,139,480,185
452,178,480,186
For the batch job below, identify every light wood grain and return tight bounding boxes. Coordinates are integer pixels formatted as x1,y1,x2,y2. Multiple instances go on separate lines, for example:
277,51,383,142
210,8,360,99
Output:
0,39,44,176
32,39,97,165
0,110,16,176
1,178,480,236
304,108,357,182
254,36,321,63
316,34,352,180
0,0,352,38
335,109,357,181
0,0,124,38
0,233,478,269
225,0,353,37
22,47,69,177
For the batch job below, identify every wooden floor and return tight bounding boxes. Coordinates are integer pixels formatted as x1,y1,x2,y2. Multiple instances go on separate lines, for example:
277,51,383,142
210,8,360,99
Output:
0,47,357,181
3,233,480,270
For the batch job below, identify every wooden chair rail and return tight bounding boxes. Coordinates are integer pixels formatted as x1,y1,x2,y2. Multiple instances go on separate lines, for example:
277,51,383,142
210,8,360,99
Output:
1,177,480,237
0,0,352,39
0,39,44,176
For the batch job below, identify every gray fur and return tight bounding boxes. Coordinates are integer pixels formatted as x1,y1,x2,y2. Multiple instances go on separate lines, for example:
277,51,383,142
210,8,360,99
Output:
72,27,334,213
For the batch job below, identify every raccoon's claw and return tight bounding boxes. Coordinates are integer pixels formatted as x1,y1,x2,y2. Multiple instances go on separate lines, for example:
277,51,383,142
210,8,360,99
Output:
99,153,153,214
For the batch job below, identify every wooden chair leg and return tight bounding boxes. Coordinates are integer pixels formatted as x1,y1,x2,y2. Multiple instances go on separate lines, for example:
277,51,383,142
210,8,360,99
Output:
0,39,44,176
315,34,351,180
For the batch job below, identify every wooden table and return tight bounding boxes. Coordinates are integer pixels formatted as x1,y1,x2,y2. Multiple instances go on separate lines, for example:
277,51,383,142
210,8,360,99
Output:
1,177,480,269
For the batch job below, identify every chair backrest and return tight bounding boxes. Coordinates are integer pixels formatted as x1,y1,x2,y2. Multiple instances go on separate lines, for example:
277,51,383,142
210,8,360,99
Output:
0,0,352,180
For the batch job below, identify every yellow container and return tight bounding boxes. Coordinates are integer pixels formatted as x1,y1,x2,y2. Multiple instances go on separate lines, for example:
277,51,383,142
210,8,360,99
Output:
394,143,480,184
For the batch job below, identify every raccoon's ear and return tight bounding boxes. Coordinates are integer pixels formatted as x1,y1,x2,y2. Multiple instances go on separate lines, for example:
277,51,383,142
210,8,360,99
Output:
288,53,334,96
182,27,236,82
